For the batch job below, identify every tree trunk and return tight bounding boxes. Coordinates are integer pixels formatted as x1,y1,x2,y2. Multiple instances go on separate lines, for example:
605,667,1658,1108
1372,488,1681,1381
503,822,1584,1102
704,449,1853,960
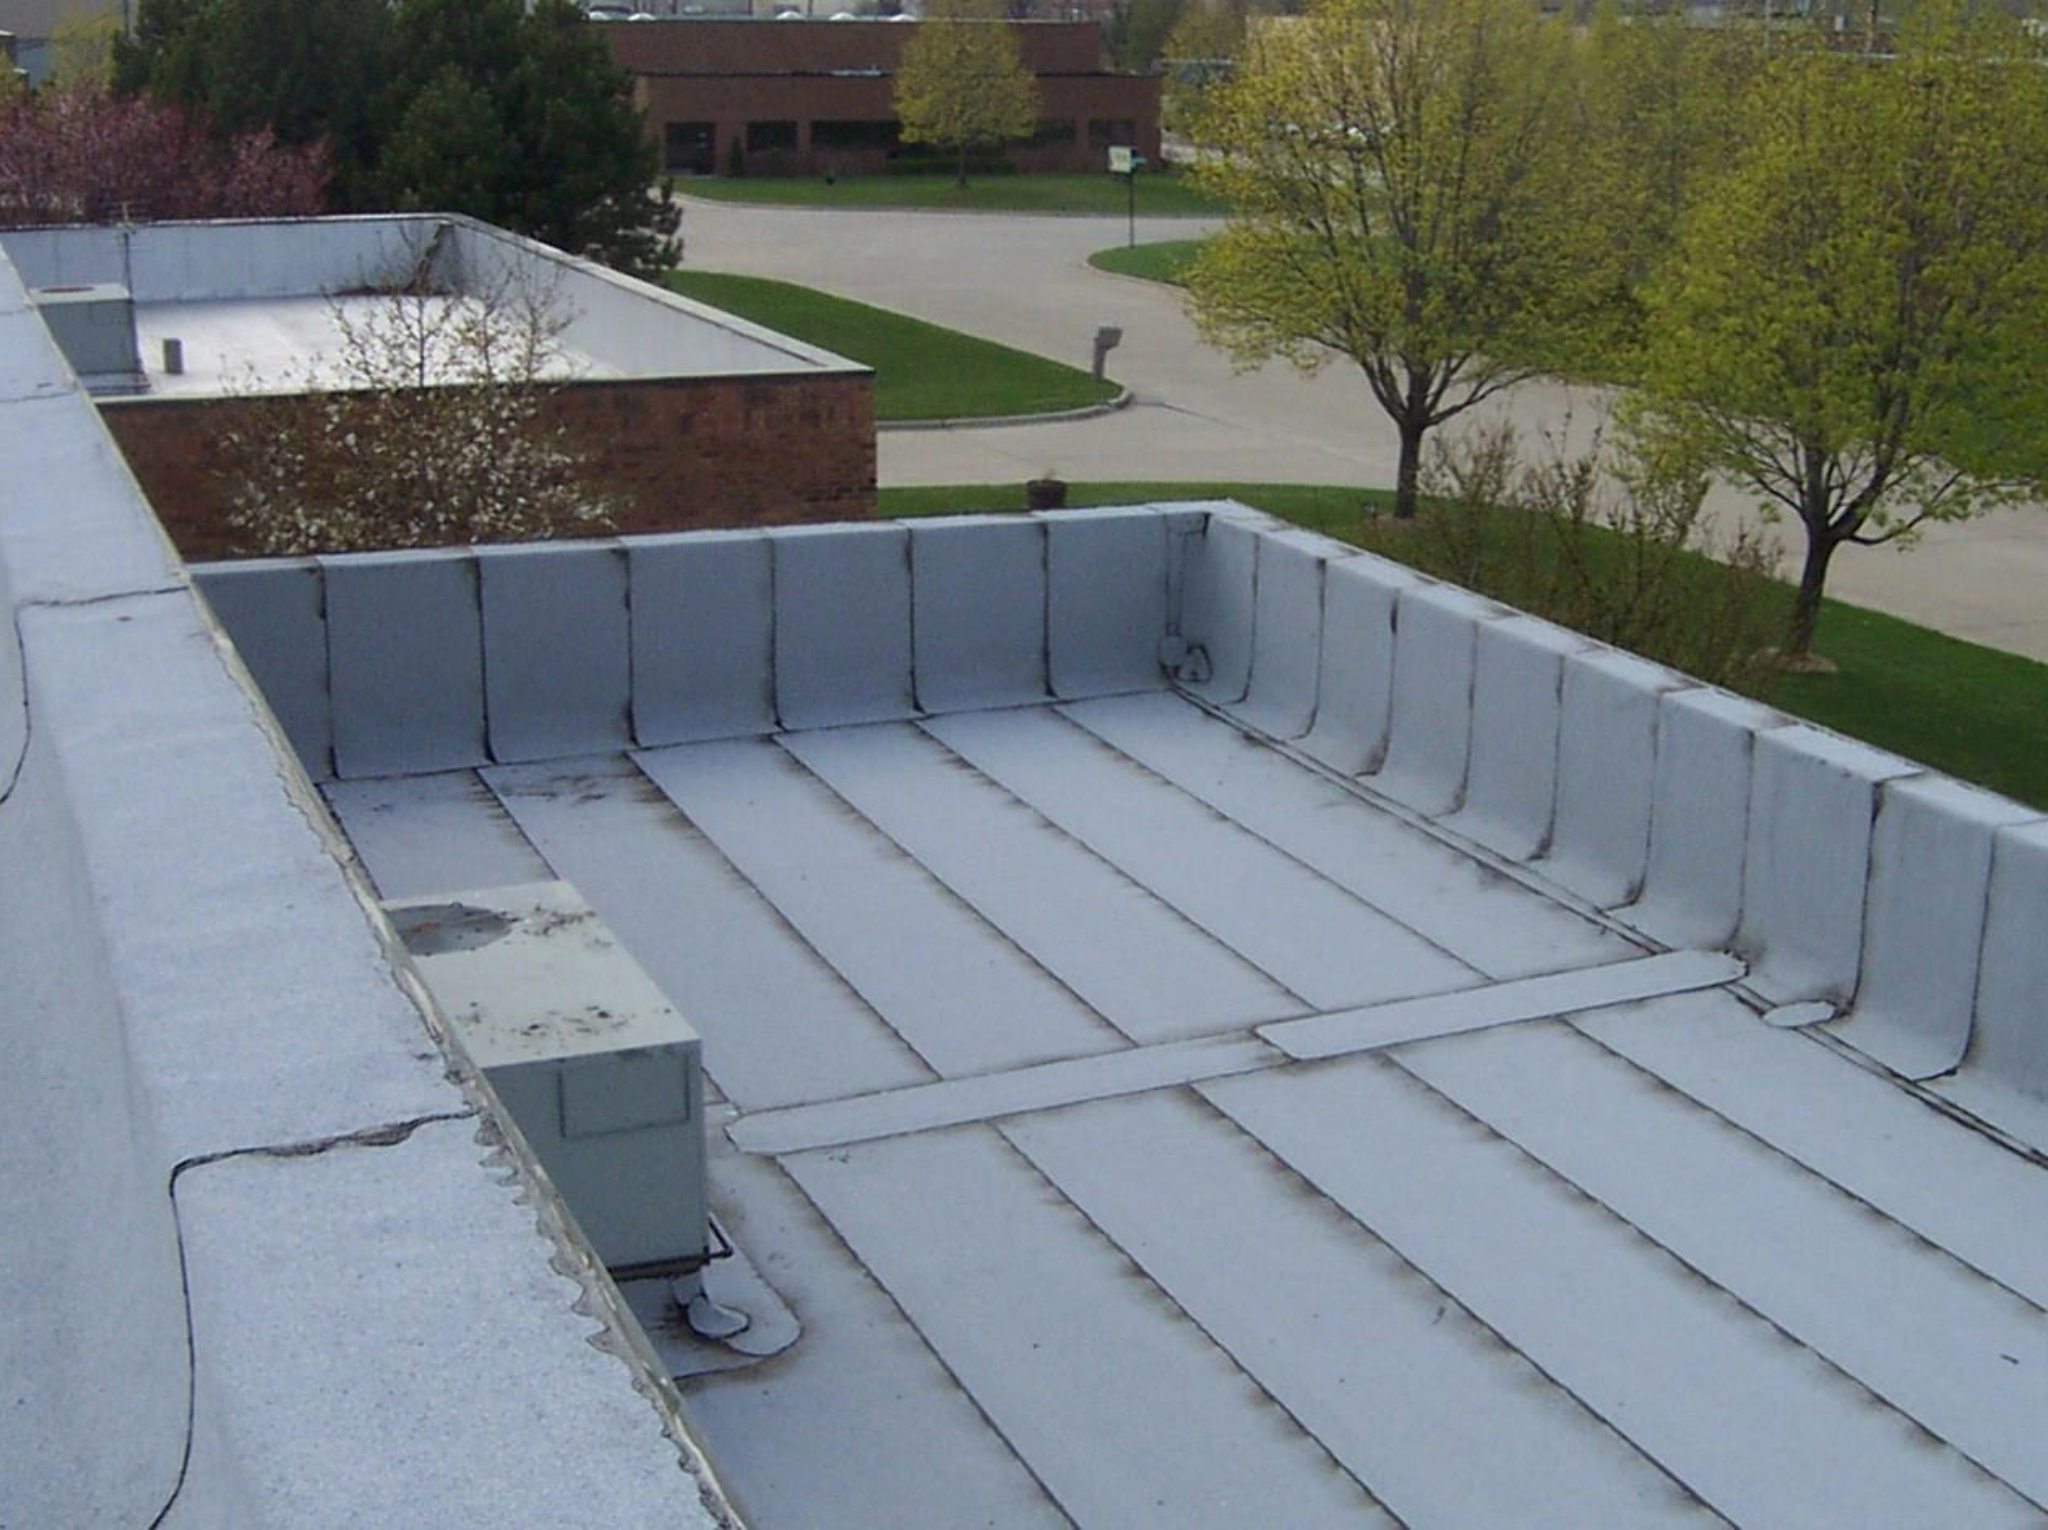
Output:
956,142,967,189
1393,414,1426,521
1786,530,1838,658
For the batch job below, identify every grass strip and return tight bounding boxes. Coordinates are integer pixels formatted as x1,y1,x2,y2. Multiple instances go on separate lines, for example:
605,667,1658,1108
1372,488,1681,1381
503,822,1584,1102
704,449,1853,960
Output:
668,270,1118,421
679,171,1224,216
1087,239,1204,284
876,480,2048,809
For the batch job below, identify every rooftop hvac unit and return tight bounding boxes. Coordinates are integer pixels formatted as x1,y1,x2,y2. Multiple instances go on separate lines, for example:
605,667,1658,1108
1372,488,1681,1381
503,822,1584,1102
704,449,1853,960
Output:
385,881,729,1320
29,284,144,396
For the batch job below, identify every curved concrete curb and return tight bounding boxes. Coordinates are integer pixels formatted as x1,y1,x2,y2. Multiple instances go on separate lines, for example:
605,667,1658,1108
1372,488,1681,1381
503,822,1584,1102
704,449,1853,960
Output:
878,387,1134,433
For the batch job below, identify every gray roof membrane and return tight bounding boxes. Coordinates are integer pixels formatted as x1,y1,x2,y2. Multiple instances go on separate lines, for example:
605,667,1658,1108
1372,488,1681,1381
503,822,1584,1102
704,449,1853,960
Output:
0,242,725,1530
198,506,2048,1530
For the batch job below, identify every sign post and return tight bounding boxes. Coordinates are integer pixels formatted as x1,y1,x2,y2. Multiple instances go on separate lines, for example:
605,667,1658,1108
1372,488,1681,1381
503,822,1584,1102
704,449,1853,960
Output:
1108,146,1142,249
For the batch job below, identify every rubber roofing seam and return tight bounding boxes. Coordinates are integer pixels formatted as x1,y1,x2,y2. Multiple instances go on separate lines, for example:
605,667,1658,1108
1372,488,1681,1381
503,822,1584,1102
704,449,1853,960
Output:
760,727,1137,1045
1176,1078,1735,1528
1045,697,1511,985
1372,1048,2047,1512
0,604,27,807
980,1119,1406,1528
1560,1014,2048,1320
760,1148,1086,1530
1161,681,1657,949
888,711,1318,1011
0,587,190,810
144,1109,477,1529
1800,1020,2048,1170
601,748,943,1084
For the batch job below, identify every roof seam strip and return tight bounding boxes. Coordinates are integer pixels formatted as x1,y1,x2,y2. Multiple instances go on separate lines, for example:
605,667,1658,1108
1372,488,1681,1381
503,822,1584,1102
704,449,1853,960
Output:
727,952,1747,1156
1560,1017,2048,1322
986,1121,1405,1527
1175,1081,1737,1528
1375,1055,2048,1516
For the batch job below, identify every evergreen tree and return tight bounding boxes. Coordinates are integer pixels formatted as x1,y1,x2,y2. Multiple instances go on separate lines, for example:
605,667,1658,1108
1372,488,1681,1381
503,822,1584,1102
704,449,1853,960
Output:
115,0,677,274
503,0,679,275
121,0,388,204
378,66,506,224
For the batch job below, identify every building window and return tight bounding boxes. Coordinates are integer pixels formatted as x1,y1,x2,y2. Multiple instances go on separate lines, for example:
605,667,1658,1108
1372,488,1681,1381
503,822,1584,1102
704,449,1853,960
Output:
813,119,901,149
1025,119,1077,147
664,121,717,175
1087,118,1136,148
747,120,799,153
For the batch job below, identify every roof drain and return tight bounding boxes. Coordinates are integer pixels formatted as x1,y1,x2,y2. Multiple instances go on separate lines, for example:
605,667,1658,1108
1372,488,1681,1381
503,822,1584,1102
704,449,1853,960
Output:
1159,633,1211,685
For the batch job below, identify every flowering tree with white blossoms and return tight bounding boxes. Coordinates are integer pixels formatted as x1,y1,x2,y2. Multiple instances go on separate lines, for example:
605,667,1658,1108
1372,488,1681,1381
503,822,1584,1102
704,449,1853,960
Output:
217,268,619,555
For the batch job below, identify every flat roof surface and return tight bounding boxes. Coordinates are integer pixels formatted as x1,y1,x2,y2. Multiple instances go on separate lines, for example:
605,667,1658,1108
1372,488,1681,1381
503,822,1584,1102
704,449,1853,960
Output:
324,687,2048,1530
133,296,625,398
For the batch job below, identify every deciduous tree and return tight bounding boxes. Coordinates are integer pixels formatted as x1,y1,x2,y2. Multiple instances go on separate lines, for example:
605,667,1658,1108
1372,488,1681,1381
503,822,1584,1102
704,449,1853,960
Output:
0,86,330,226
1577,6,1758,330
1160,0,1243,129
1183,0,1620,519
48,15,123,92
216,268,619,555
894,0,1039,188
1635,4,2048,658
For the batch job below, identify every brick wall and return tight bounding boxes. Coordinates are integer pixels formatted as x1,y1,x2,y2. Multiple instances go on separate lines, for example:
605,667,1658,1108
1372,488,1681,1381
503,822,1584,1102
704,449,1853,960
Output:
605,17,1109,76
609,17,1161,177
639,71,1159,176
99,372,877,562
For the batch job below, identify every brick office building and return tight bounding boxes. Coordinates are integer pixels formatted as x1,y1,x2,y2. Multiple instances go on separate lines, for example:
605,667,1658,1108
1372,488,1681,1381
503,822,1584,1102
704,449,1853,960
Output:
602,19,1161,177
0,215,875,559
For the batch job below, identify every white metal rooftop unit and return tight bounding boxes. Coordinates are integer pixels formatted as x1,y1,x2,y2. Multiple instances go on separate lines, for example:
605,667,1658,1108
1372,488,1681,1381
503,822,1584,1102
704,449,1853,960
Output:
0,212,860,397
187,502,2048,1529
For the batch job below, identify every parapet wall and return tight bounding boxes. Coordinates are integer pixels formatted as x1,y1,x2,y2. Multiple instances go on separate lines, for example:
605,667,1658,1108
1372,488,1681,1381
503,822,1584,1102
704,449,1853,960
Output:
200,503,2048,1152
0,215,852,377
102,369,877,562
1168,505,2048,1148
197,507,1186,780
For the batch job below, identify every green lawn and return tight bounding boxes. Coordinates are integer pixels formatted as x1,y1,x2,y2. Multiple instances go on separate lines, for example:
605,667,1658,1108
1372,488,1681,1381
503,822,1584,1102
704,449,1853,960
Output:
679,170,1224,216
1087,238,1205,284
1766,602,2048,810
877,480,2048,810
667,270,1118,421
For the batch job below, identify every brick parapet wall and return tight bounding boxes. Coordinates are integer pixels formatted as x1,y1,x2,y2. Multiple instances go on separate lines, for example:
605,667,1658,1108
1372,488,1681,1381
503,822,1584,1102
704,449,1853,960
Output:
99,372,876,562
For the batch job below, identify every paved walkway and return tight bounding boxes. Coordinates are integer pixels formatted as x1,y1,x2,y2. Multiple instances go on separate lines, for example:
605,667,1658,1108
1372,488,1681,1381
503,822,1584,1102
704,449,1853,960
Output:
682,198,2048,660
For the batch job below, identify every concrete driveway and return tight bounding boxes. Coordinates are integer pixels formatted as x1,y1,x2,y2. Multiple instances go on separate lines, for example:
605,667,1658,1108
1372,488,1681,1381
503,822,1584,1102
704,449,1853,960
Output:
680,198,2048,660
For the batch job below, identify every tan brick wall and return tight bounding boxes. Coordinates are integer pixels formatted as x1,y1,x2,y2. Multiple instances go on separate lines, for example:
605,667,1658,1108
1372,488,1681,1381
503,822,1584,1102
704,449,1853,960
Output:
98,372,877,562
